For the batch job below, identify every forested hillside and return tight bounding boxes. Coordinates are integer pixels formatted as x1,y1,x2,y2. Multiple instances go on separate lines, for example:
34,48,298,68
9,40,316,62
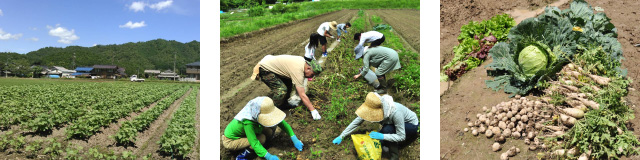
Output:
0,39,199,76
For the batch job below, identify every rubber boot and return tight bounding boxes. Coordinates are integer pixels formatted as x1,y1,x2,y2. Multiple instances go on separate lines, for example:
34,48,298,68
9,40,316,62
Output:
375,76,387,94
388,143,399,160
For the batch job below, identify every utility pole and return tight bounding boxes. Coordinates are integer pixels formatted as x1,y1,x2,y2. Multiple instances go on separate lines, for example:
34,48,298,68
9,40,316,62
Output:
72,52,76,69
173,52,176,81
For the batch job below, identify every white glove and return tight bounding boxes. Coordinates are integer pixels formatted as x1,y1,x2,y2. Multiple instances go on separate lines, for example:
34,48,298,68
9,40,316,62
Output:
329,36,335,39
311,110,321,120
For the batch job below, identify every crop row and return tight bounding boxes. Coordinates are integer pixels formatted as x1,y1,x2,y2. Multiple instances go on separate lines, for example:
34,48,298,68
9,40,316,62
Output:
113,86,190,144
158,87,198,158
65,84,183,139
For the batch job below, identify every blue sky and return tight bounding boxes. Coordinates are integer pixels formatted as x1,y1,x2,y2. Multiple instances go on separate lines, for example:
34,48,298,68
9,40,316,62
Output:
0,0,200,54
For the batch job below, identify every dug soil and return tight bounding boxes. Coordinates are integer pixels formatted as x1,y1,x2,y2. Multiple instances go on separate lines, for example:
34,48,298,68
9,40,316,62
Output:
440,0,640,159
220,9,420,159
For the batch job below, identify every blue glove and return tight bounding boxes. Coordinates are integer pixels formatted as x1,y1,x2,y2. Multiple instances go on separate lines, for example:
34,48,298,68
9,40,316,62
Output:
332,137,342,145
369,131,384,140
291,135,304,151
344,30,348,33
265,152,280,160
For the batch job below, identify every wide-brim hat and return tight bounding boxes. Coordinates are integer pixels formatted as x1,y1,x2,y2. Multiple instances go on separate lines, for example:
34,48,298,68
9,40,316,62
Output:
329,21,338,30
355,92,383,122
257,98,286,127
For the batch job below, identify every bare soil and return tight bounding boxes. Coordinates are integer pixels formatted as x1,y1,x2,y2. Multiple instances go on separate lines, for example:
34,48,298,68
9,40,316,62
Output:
367,9,420,52
220,9,420,159
0,88,197,159
440,0,640,159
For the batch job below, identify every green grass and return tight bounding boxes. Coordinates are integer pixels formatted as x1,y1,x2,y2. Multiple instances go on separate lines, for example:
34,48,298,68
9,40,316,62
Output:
220,0,419,38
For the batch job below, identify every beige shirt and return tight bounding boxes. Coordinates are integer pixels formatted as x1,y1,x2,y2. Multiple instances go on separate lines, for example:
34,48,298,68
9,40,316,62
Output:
254,55,306,87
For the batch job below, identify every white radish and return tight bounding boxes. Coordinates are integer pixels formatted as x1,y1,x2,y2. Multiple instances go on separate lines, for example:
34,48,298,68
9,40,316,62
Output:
562,108,585,118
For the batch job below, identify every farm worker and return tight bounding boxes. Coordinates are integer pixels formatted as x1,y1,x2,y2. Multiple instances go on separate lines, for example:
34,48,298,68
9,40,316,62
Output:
353,46,400,94
331,92,419,160
251,55,323,120
316,21,338,57
354,31,385,60
335,22,352,42
223,97,303,160
304,33,322,62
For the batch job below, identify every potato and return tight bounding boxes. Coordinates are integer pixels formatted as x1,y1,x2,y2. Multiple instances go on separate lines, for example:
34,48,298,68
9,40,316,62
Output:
472,129,478,136
478,126,486,133
510,117,517,122
486,129,494,138
528,131,535,139
495,135,506,143
524,138,530,145
529,145,537,151
500,152,509,160
492,143,501,152
464,128,469,132
503,128,512,137
492,127,501,136
483,106,488,112
521,115,529,122
512,132,521,138
499,121,507,129
467,122,473,127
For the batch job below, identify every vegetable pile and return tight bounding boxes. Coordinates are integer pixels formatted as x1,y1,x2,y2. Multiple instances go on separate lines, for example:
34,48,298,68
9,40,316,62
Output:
441,14,515,81
485,0,623,96
465,1,639,159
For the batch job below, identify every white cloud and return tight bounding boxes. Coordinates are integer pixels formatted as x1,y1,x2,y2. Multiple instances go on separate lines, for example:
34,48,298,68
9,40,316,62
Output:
0,9,3,16
47,25,79,44
119,21,147,29
28,37,39,41
93,44,98,47
0,29,22,40
129,1,146,12
149,0,173,11
29,27,37,31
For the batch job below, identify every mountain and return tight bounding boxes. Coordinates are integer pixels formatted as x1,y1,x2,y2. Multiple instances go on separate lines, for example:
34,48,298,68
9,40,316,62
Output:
0,39,200,76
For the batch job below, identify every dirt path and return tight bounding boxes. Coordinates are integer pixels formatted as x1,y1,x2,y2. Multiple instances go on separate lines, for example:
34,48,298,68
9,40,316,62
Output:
64,93,174,154
367,9,420,52
135,88,193,159
440,0,640,159
220,9,357,131
188,90,200,159
220,10,357,95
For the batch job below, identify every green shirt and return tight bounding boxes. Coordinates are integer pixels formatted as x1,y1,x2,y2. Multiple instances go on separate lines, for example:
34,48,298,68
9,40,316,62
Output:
359,46,401,76
224,119,295,157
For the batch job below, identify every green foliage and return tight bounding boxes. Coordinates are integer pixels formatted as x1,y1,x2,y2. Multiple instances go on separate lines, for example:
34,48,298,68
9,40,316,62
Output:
158,87,199,158
113,87,189,144
441,14,515,81
0,39,199,77
271,4,286,14
248,6,267,17
221,0,419,38
485,0,622,96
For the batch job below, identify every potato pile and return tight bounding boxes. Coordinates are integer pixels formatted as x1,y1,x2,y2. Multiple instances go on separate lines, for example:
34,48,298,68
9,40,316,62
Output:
465,96,554,150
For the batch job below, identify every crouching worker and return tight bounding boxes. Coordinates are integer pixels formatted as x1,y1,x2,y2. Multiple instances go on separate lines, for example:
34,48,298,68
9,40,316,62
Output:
331,92,419,160
223,97,304,160
353,46,400,94
251,55,323,120
354,30,385,60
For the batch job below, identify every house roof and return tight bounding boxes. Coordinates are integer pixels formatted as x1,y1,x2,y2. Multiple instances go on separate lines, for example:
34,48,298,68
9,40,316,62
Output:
52,66,76,73
93,65,118,69
186,61,200,67
144,70,161,74
75,67,93,72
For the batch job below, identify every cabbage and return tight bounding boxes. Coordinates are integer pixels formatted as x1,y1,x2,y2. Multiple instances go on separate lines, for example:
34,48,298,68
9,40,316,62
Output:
518,44,553,77
485,0,621,96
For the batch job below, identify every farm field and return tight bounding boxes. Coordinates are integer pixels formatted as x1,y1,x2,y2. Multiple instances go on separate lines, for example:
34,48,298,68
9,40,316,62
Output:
220,8,420,159
440,0,640,159
0,78,200,159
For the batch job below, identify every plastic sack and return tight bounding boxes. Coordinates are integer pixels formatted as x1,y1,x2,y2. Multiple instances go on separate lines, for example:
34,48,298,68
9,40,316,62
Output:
351,132,382,160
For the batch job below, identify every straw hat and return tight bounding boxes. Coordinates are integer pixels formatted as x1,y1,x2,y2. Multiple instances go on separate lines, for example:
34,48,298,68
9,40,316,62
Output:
355,92,383,122
257,98,286,127
329,21,338,30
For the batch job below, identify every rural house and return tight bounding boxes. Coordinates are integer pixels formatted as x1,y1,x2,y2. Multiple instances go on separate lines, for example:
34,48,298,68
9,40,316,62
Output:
72,67,93,78
186,61,199,80
158,70,179,80
48,66,76,78
92,65,120,79
144,69,161,78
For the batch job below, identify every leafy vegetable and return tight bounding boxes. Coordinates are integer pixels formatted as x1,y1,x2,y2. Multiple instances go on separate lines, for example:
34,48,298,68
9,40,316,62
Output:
485,0,623,96
441,14,515,81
